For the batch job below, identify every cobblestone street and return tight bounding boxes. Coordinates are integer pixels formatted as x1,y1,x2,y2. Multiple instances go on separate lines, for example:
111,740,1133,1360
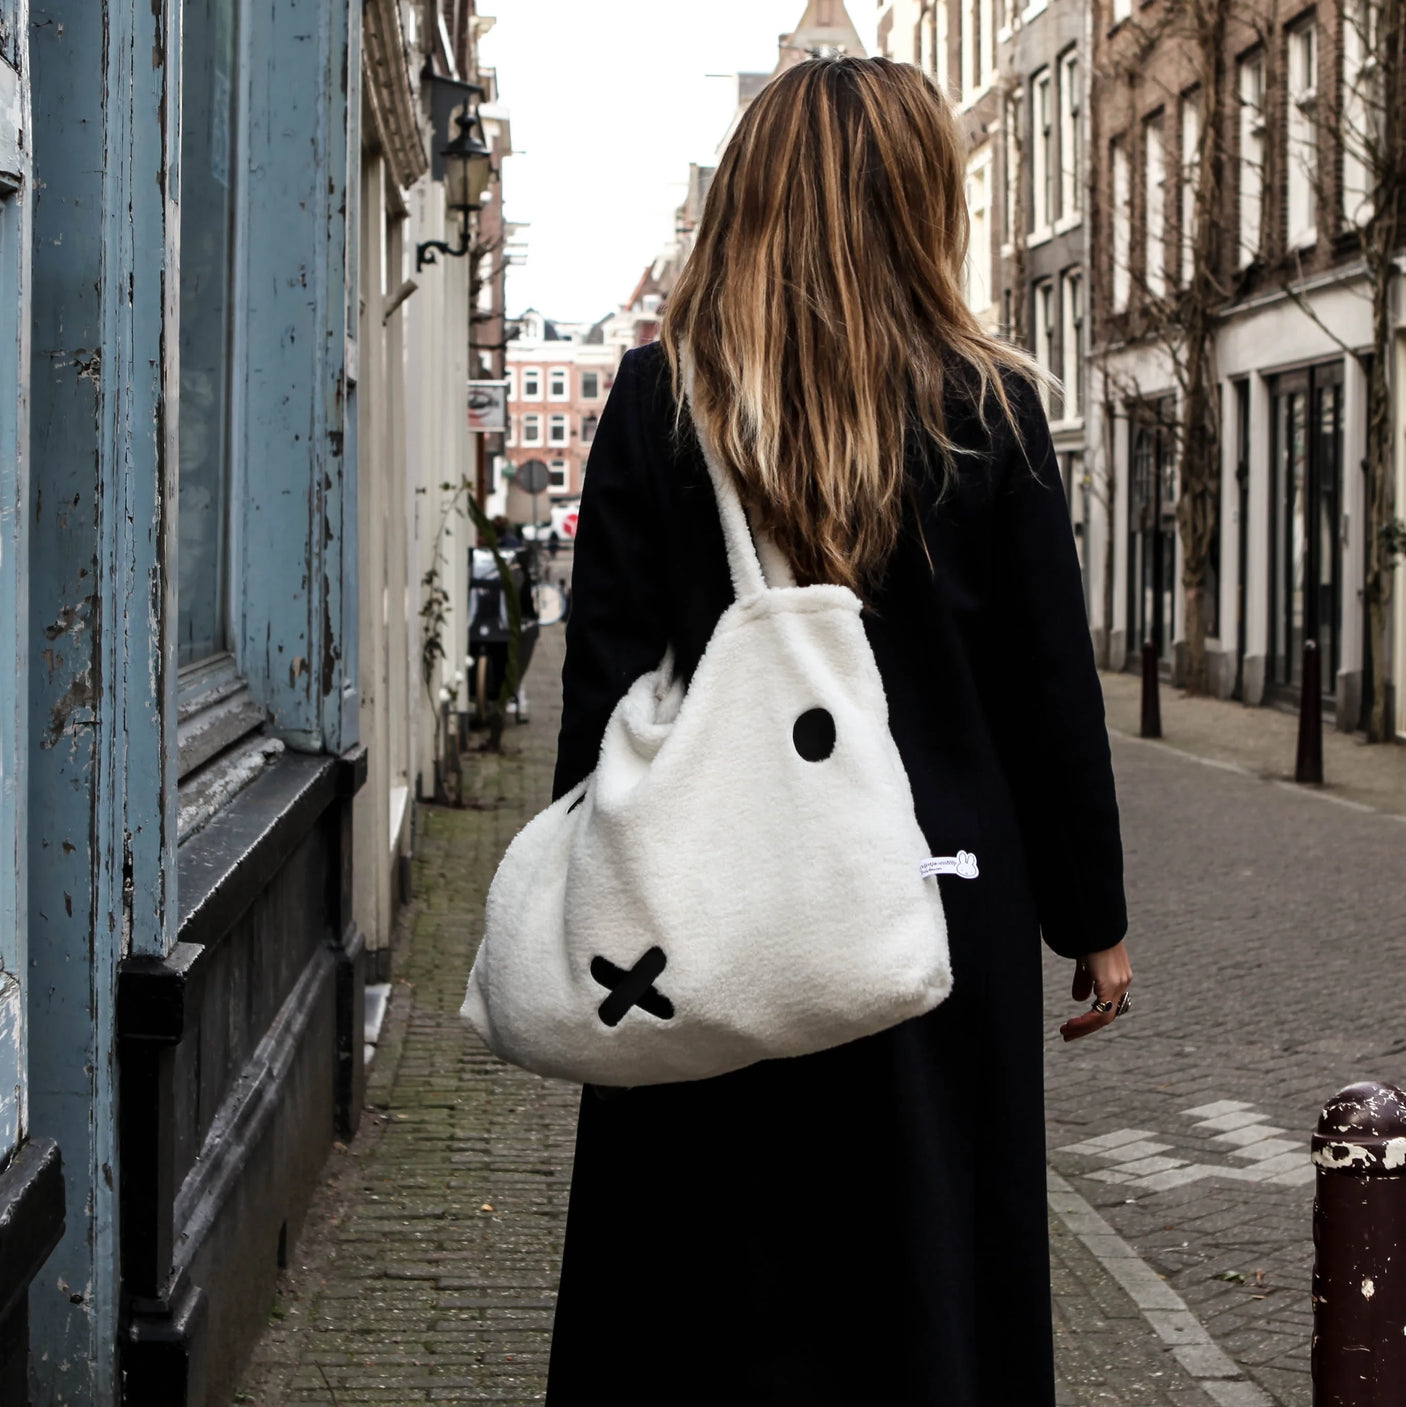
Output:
233,632,1406,1406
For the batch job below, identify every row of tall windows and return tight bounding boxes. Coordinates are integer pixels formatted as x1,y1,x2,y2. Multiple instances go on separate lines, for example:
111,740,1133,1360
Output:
1026,51,1081,237
508,413,598,448
509,367,603,402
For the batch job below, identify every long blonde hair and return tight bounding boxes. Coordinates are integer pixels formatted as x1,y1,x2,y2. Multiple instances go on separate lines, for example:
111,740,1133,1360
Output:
663,56,1037,596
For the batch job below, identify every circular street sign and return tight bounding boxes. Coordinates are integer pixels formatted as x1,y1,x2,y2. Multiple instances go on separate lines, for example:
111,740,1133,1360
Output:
516,459,551,495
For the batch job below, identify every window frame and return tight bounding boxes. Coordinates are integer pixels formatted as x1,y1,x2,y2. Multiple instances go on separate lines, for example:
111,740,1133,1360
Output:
1180,91,1200,287
1238,51,1266,268
547,366,569,401
521,366,543,400
580,370,601,400
522,412,542,446
1144,109,1167,300
547,412,569,446
1031,67,1053,237
1286,20,1318,250
1058,49,1081,222
1060,268,1083,422
548,459,568,489
1111,135,1131,312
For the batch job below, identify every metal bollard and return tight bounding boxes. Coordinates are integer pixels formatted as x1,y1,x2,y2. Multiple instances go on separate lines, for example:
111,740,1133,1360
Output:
1311,1081,1406,1404
1296,639,1324,784
1140,639,1162,739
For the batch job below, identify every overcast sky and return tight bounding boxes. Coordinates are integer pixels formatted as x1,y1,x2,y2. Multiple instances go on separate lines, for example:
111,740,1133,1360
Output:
481,1,879,325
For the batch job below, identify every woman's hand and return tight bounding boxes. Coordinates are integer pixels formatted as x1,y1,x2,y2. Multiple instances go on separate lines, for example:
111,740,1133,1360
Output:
1059,941,1133,1043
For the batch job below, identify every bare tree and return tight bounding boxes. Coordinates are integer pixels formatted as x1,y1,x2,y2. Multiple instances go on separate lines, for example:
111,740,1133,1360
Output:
1094,0,1238,694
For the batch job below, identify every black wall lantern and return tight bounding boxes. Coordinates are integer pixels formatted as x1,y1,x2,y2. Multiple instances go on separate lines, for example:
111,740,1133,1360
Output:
417,75,494,272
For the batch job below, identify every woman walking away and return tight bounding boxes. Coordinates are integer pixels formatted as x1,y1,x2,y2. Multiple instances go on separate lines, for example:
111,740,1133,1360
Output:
545,56,1130,1406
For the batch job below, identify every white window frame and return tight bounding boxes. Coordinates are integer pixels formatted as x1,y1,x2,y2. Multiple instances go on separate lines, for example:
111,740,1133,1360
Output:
547,413,569,445
920,2,936,74
1341,0,1377,226
1238,53,1266,268
961,0,994,104
1058,50,1081,222
1287,22,1318,250
506,413,517,448
548,367,569,401
964,146,994,314
521,366,543,401
1033,278,1055,411
1031,68,1053,238
1144,110,1167,300
1060,269,1083,422
1112,136,1131,313
1181,94,1200,287
522,412,542,446
548,459,568,489
936,0,950,94
505,366,517,400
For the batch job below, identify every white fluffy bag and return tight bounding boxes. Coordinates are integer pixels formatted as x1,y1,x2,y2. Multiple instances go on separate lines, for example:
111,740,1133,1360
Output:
460,413,965,1086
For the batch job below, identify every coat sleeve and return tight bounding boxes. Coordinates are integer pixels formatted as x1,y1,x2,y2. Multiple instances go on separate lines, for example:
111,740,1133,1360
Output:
987,383,1128,960
551,350,671,801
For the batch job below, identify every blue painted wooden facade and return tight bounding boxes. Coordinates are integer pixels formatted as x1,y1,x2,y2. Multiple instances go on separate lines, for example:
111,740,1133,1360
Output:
2,0,372,1401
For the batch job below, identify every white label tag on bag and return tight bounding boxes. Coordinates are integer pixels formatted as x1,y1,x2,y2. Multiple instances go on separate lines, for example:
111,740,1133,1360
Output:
920,851,979,880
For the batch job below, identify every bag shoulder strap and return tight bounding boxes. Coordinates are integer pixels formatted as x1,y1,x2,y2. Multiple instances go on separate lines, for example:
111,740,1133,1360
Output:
683,367,797,598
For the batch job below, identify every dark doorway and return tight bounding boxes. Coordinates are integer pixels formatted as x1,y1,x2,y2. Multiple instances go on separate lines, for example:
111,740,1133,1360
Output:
1126,401,1177,667
1268,361,1342,696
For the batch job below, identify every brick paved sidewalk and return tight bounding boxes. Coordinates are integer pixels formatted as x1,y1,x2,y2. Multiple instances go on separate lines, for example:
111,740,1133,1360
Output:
1100,670,1406,817
230,628,1250,1406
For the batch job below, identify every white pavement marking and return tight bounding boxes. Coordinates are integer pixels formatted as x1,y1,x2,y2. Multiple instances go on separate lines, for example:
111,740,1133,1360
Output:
1056,1103,1316,1190
1047,1169,1277,1407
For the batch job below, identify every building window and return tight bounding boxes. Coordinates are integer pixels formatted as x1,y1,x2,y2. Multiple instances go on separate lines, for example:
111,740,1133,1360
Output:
178,0,239,667
1003,91,1020,242
961,0,993,100
522,413,542,446
1341,0,1376,225
1061,269,1083,421
1144,111,1167,300
548,413,568,445
1111,136,1130,312
965,150,992,313
1238,53,1266,267
505,367,517,399
506,414,517,448
1287,22,1318,249
549,460,568,489
1180,93,1200,286
548,367,569,400
920,2,935,72
1032,68,1053,234
1112,0,1132,22
1033,279,1055,411
580,371,601,400
1059,51,1081,219
522,367,543,400
581,413,598,444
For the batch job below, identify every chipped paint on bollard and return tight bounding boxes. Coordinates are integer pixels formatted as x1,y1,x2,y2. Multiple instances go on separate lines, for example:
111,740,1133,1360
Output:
1311,1081,1406,1405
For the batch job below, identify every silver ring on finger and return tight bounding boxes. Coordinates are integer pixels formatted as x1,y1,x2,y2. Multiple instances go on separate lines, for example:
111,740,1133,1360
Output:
1116,992,1132,1017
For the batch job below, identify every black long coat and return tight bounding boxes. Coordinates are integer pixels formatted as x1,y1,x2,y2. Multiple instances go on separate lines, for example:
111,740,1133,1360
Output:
543,342,1126,1406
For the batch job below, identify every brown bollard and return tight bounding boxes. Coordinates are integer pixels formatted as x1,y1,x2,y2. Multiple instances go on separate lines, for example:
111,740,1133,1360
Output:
1140,640,1162,739
1296,639,1324,784
1311,1082,1406,1404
